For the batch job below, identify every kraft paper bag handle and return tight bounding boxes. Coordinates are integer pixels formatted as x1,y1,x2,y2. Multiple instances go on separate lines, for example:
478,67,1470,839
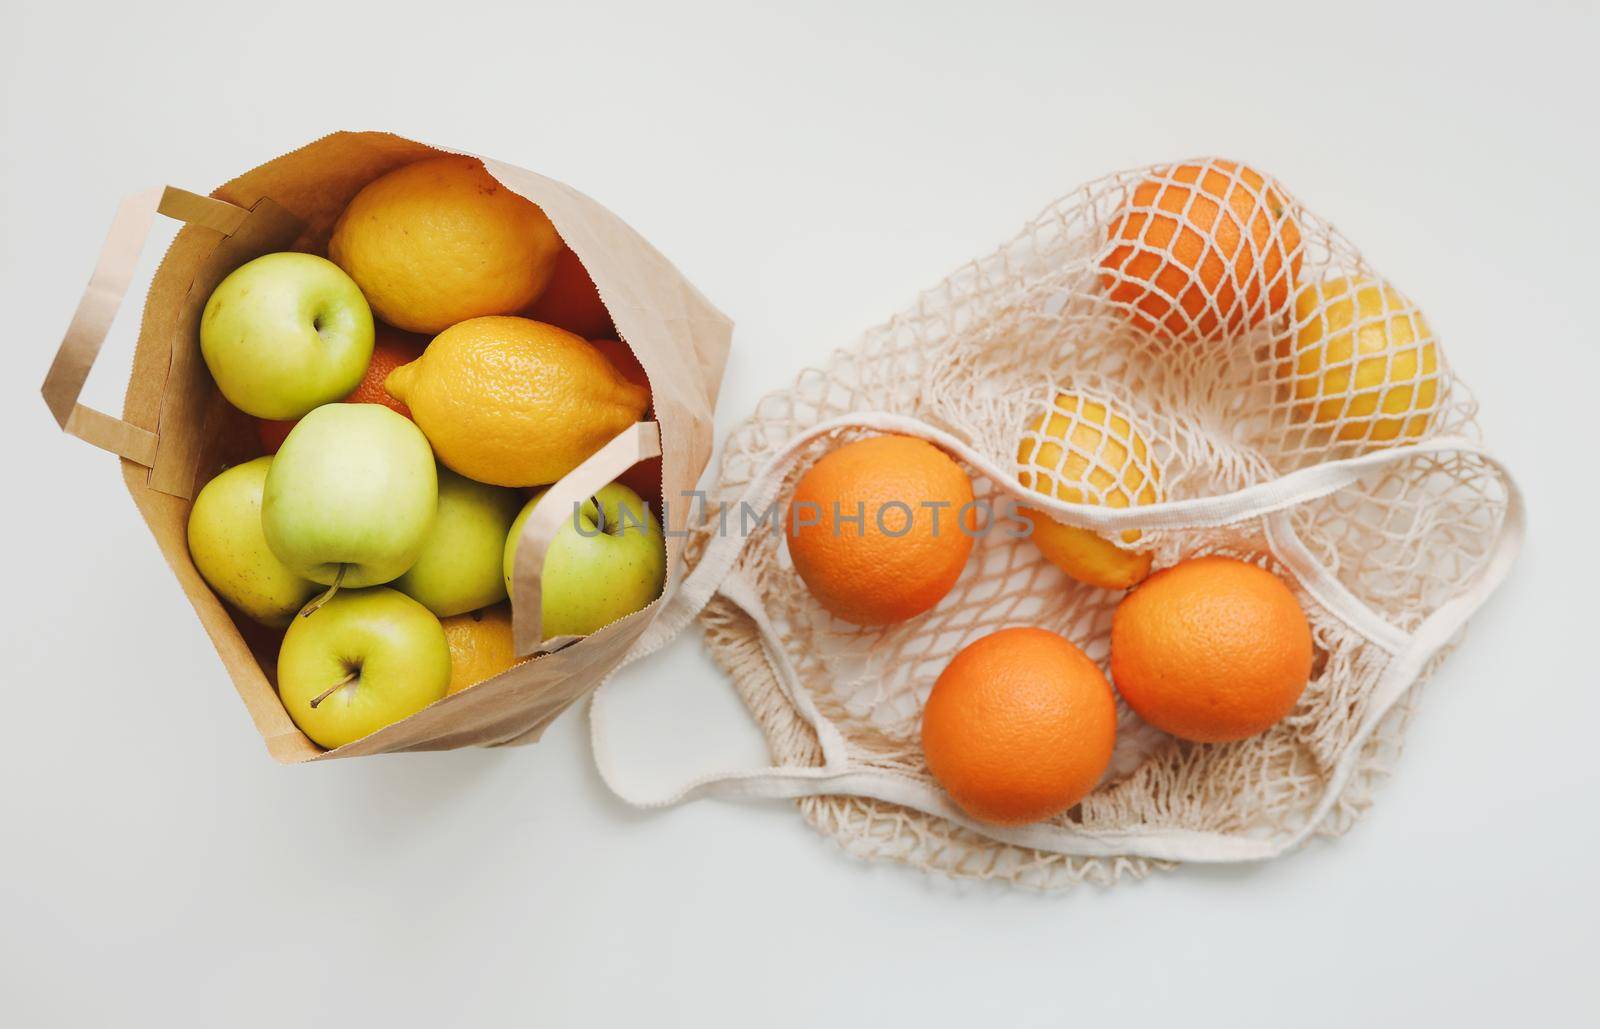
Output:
41,186,250,465
510,420,662,656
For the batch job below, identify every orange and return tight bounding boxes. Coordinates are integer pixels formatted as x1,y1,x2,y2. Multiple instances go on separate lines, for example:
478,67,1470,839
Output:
921,627,1117,826
1100,160,1303,342
1110,555,1313,743
527,246,615,340
786,435,975,626
256,323,427,453
440,605,526,695
1277,276,1441,443
1017,392,1161,590
329,156,563,334
385,316,650,487
591,339,662,506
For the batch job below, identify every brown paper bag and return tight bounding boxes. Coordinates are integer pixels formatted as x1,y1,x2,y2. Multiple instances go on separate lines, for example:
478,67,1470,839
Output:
41,131,732,763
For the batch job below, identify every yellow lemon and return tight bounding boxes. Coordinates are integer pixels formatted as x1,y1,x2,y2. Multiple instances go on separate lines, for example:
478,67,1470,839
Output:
385,316,649,487
1278,276,1441,443
440,604,525,695
329,156,563,334
1017,392,1161,590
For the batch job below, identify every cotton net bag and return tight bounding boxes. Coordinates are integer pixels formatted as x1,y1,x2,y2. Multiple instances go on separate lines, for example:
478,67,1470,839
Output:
591,158,1524,889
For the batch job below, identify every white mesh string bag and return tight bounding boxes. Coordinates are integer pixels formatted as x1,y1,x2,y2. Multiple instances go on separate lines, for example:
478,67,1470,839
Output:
591,158,1524,890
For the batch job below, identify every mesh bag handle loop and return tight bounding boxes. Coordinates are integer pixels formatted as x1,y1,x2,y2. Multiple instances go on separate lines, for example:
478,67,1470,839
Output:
590,413,1522,863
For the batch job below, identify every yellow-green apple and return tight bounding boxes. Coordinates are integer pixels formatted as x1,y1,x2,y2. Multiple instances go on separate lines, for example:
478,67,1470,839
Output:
502,482,666,638
394,468,522,617
262,404,437,589
200,252,374,419
186,456,317,627
277,587,450,749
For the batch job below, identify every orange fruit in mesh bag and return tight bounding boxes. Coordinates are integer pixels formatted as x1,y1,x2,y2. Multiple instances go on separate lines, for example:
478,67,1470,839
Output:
384,316,649,487
786,434,976,626
1111,555,1313,743
1276,276,1442,443
1100,160,1302,342
921,627,1117,826
1016,391,1161,590
329,156,563,334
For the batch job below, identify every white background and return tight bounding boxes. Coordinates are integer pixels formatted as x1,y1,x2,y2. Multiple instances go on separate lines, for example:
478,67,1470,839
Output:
2,1,1596,1025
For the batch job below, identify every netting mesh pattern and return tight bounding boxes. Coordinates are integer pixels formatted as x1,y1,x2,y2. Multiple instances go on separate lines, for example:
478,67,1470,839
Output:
692,158,1510,889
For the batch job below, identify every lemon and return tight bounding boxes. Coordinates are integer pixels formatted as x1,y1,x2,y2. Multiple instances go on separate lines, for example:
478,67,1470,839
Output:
1278,277,1441,443
329,156,562,334
1016,392,1161,590
385,316,649,487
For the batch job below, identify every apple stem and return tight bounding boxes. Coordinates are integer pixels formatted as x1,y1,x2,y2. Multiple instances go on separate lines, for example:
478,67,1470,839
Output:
592,498,606,535
309,669,359,709
301,563,348,618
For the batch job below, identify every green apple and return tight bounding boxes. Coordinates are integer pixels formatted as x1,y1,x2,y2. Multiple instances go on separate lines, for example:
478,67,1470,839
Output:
503,481,666,639
186,456,318,627
200,252,374,420
277,587,450,749
394,468,522,617
262,404,438,588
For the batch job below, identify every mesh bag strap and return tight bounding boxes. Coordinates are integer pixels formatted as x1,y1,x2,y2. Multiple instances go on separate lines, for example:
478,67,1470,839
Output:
588,412,1523,864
